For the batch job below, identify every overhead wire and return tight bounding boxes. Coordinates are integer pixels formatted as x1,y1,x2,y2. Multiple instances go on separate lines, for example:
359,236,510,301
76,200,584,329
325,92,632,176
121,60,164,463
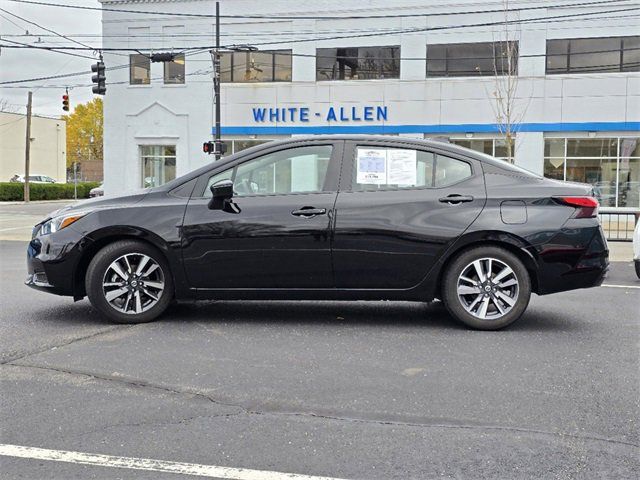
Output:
3,0,635,20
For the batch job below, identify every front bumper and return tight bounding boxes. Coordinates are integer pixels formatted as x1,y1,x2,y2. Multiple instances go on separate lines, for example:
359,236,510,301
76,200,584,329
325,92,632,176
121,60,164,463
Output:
25,227,90,298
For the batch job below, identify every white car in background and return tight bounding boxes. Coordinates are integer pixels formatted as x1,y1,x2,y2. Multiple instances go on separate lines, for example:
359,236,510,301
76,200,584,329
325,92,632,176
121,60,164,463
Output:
634,220,640,279
9,174,56,184
89,183,104,198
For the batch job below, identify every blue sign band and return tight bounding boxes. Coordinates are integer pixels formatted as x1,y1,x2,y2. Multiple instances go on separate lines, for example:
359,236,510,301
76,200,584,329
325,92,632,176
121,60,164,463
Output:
216,122,640,135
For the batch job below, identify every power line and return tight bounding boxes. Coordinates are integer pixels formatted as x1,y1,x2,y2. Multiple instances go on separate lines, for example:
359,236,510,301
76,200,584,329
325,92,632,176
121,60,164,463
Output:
0,38,96,60
1,5,638,54
0,7,95,50
3,0,635,20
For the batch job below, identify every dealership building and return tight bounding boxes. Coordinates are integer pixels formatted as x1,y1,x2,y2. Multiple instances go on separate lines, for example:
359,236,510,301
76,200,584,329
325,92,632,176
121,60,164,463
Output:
101,0,639,208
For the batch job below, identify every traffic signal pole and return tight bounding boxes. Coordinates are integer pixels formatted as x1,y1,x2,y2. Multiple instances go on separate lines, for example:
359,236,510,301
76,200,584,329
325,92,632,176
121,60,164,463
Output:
214,1,221,160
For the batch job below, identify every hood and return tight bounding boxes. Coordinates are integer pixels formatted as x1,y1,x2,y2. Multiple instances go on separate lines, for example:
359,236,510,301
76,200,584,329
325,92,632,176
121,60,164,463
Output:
44,189,150,220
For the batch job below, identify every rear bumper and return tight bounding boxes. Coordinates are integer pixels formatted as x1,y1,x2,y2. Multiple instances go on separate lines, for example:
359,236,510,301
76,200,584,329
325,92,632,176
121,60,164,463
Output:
534,222,609,295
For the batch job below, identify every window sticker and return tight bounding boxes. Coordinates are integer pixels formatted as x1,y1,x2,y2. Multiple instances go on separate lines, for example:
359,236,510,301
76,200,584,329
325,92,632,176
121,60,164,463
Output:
356,148,387,184
387,149,417,186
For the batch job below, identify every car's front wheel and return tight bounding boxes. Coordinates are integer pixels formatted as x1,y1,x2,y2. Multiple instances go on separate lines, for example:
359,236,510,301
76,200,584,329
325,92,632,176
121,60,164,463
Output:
442,246,531,330
85,240,174,323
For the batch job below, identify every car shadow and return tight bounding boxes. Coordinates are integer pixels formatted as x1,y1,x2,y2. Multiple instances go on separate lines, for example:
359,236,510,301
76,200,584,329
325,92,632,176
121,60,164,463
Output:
155,299,586,333
26,298,587,333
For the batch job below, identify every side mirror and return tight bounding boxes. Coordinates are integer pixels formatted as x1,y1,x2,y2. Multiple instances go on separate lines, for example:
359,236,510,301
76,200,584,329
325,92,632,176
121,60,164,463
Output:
208,180,235,211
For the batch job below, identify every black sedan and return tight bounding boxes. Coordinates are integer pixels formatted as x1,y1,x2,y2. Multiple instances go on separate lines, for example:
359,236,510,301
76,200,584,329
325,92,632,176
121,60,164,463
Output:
26,136,608,330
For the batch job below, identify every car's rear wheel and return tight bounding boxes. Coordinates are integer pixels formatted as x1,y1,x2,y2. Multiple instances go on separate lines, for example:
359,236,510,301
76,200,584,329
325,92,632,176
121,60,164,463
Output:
442,246,531,330
85,240,173,323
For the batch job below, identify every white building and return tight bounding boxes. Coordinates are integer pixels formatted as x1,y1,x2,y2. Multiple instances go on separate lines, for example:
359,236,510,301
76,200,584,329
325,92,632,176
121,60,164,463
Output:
0,112,66,183
101,0,640,208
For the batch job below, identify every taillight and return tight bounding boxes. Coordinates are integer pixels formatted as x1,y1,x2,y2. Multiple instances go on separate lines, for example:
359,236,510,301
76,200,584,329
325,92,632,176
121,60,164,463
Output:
553,196,599,218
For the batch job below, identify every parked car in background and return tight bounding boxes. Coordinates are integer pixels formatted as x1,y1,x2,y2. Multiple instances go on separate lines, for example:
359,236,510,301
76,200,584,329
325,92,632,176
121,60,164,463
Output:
89,183,104,198
634,220,640,279
26,136,609,330
10,174,57,184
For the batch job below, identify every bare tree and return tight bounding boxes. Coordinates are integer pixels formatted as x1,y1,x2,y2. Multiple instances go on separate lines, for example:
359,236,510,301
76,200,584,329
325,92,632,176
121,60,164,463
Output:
0,98,19,113
488,0,531,162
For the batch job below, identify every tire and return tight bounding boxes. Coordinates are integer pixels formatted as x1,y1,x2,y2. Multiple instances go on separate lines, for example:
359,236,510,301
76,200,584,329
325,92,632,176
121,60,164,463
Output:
85,240,174,323
635,260,640,280
442,246,531,330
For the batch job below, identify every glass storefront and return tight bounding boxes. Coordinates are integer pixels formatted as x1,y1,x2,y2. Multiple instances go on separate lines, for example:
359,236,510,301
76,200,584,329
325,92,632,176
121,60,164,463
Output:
447,136,514,162
543,137,640,208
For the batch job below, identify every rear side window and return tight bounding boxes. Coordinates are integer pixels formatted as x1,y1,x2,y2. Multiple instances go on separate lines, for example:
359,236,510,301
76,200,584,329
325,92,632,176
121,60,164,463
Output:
351,146,472,191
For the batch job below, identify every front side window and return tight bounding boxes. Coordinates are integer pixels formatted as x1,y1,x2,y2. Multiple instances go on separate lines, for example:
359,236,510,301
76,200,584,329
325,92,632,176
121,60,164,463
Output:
546,36,640,74
130,54,151,85
140,145,176,187
316,46,400,80
352,147,472,191
204,145,332,197
426,41,518,77
164,54,185,84
220,50,292,83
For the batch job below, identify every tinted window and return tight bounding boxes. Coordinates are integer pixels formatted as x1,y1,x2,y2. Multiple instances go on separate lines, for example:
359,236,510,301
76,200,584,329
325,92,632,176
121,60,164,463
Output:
352,147,472,191
130,54,150,85
316,46,400,80
164,54,185,84
426,42,518,77
546,36,640,74
204,145,332,197
220,50,292,83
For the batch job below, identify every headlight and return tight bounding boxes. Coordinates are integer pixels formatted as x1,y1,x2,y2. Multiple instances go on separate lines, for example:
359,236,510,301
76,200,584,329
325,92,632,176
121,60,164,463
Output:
39,211,90,235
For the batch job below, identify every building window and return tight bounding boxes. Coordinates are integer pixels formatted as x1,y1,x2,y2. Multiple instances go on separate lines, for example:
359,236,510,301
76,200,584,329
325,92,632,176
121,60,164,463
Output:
316,46,400,80
219,139,274,157
130,54,150,85
220,50,291,83
448,136,515,162
426,42,518,77
543,137,640,208
546,36,640,74
140,145,176,188
164,54,185,84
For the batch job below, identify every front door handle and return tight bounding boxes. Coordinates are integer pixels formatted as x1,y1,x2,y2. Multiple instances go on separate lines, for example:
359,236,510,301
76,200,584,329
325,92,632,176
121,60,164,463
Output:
291,207,327,218
439,194,474,204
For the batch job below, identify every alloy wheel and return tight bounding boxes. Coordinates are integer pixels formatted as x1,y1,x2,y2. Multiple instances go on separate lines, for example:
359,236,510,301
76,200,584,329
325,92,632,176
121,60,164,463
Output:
456,257,519,320
102,253,165,314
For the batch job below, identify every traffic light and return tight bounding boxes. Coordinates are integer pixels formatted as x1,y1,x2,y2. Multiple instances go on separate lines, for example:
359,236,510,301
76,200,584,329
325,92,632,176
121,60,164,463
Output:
203,141,227,156
91,60,106,95
62,93,69,112
203,141,214,154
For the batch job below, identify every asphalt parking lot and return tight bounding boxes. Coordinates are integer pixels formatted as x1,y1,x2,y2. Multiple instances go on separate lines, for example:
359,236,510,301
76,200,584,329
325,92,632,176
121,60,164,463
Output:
0,201,638,479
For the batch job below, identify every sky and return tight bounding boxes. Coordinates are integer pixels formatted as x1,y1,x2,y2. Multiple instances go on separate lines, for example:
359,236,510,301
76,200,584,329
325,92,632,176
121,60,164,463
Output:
0,0,103,118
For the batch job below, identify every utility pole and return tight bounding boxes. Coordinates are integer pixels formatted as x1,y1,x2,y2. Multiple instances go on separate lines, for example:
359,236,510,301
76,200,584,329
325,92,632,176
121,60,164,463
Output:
24,91,32,203
213,0,222,160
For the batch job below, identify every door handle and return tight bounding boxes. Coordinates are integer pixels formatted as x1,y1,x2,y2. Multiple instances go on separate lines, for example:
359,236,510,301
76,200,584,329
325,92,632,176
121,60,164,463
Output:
291,207,327,218
439,194,474,204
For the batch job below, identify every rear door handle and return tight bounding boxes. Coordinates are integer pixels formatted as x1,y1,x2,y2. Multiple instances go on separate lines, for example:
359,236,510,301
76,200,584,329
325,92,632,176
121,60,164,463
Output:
291,207,327,217
439,194,474,204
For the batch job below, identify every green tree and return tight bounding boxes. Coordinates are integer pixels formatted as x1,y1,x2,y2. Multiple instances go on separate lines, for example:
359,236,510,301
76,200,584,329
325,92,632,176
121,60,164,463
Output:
63,97,103,169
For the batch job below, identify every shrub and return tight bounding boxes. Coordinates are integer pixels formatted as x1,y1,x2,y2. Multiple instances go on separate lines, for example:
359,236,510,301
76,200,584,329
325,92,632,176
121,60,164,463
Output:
0,182,101,202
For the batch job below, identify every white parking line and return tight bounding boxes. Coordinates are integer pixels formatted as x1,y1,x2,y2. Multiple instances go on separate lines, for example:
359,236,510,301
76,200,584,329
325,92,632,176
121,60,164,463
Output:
602,284,640,289
0,444,347,480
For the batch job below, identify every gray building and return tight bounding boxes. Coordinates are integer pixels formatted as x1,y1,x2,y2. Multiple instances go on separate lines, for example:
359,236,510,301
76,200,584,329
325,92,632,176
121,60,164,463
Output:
101,0,639,208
